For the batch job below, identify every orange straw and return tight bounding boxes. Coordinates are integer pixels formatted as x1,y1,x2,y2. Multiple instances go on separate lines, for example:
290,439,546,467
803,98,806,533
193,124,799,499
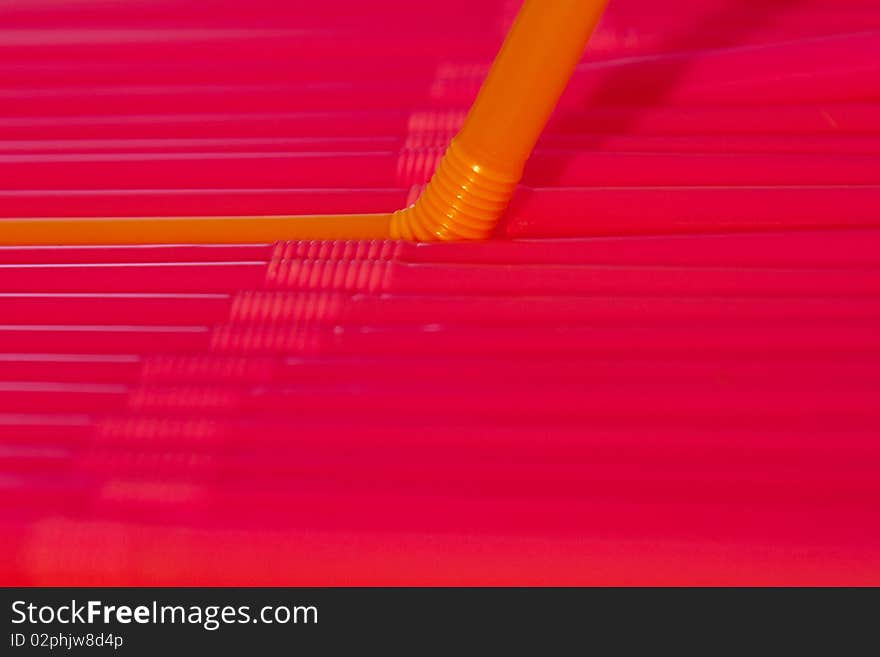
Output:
392,0,610,241
2,0,608,245
0,214,392,245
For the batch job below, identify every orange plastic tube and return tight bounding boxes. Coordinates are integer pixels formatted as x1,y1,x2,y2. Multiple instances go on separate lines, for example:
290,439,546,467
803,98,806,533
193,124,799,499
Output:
0,214,392,245
391,0,610,241
0,0,608,245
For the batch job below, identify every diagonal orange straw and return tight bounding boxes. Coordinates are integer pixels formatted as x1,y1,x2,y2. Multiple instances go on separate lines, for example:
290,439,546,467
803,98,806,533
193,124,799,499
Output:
2,0,608,245
392,0,609,241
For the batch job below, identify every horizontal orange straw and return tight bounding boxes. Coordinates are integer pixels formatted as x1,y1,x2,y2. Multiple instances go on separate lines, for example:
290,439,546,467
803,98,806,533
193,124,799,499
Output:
2,0,608,245
0,214,392,245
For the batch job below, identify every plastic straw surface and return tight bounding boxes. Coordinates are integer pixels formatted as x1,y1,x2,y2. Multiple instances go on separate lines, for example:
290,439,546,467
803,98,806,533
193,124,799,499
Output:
1,0,880,585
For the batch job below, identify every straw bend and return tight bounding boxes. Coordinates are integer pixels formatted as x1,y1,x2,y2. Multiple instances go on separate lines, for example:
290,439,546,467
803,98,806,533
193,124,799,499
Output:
0,0,609,246
391,0,610,241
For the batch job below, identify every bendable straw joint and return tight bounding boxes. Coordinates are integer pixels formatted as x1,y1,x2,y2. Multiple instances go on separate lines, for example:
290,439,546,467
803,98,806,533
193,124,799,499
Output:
391,138,520,241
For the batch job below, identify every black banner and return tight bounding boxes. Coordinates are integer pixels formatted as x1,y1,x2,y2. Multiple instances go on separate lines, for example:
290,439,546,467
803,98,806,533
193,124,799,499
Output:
1,588,875,653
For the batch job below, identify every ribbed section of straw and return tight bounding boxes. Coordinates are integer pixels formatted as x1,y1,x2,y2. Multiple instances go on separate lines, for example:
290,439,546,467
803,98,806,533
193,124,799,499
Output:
390,138,520,241
269,240,402,262
265,257,393,293
210,321,326,355
230,291,347,323
395,147,444,186
96,416,224,444
140,354,276,384
128,385,240,413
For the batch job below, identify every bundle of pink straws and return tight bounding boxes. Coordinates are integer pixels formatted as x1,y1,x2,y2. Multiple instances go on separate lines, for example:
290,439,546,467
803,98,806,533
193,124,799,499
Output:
1,0,879,585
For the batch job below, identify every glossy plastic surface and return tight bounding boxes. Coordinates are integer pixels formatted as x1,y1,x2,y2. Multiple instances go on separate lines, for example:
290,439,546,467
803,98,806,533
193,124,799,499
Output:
2,0,880,586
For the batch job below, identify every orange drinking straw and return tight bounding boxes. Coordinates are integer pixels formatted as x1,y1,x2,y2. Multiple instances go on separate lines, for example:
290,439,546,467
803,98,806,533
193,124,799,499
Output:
1,0,608,245
392,0,610,241
1,214,391,245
